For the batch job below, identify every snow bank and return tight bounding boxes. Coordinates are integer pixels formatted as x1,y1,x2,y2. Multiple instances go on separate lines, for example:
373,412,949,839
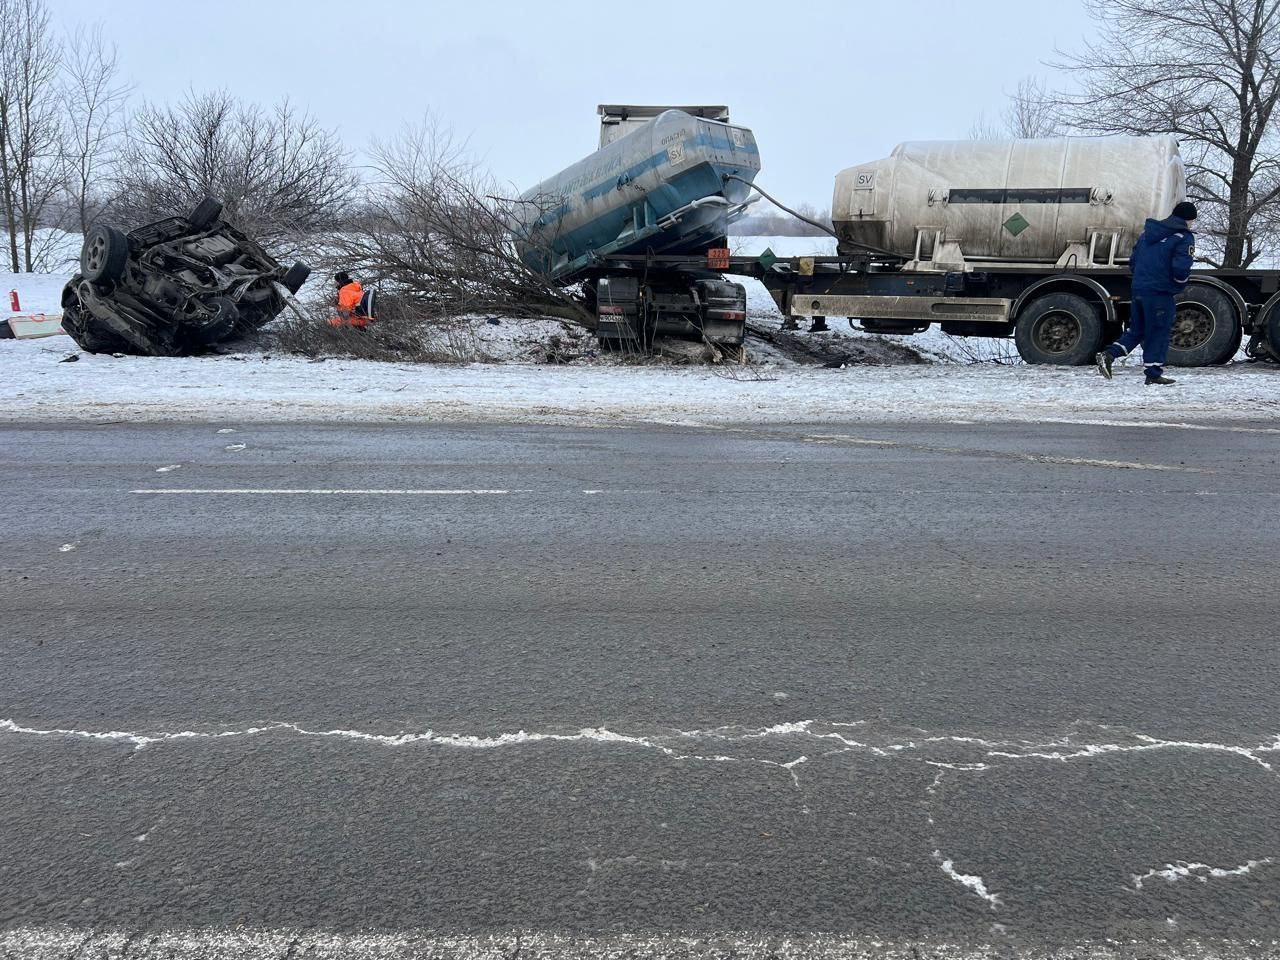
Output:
1,271,70,322
3,336,1276,425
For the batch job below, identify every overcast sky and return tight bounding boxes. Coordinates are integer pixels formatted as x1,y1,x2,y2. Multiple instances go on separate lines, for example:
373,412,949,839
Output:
49,0,1093,208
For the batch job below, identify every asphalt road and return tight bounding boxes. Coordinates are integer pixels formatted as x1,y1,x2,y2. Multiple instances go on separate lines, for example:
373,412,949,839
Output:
2,417,1278,959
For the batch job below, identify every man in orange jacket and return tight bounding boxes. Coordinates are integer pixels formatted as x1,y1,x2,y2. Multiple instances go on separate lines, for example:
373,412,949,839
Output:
329,272,370,328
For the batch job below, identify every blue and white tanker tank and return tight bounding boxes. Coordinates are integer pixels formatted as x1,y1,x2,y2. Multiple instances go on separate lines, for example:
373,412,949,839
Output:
514,106,761,281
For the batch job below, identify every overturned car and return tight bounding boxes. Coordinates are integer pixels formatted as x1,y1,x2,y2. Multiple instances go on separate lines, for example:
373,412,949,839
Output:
61,198,311,355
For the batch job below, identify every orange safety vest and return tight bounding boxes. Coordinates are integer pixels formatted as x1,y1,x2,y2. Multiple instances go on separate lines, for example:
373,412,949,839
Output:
330,281,370,328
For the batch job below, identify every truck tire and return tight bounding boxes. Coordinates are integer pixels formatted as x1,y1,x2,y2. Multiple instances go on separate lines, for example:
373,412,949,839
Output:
1267,304,1280,361
188,197,223,230
1014,292,1103,365
1167,286,1241,366
80,224,129,284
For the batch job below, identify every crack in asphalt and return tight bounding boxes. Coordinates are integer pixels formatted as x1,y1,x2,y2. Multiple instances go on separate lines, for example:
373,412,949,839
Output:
4,717,1277,919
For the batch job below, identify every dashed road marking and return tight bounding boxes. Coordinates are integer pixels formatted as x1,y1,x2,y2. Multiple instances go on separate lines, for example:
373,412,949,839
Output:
130,488,528,496
1034,418,1280,435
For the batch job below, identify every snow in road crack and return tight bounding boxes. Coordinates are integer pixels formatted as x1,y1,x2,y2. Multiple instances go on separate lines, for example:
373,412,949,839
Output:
1131,858,1274,890
3,718,1276,777
933,851,1002,908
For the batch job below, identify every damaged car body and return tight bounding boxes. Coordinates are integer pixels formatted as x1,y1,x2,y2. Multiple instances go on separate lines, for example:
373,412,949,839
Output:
61,198,311,356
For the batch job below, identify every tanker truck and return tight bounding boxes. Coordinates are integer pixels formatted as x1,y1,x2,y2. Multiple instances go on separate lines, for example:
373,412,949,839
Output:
761,137,1280,366
513,105,762,349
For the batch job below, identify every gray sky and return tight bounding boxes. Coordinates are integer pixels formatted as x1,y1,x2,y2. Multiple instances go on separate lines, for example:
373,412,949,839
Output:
50,0,1093,207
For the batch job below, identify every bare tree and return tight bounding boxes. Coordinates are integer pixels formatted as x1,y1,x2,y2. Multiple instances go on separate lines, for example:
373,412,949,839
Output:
971,76,1063,140
0,0,63,271
59,23,129,235
112,90,358,253
1053,0,1280,268
331,117,590,326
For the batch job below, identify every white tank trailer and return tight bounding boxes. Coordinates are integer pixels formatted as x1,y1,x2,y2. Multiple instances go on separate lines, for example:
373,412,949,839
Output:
831,137,1186,268
770,135,1280,367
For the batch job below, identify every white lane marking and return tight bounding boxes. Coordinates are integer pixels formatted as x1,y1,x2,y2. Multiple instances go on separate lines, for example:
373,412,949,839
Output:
934,851,1002,908
216,428,236,434
799,432,1207,473
1131,858,1274,890
1035,418,1280,435
130,488,527,495
1023,454,1205,472
224,443,246,452
803,434,897,447
155,464,182,473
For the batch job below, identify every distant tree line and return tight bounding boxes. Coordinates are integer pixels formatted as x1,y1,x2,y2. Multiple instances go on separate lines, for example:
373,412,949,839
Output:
731,203,832,238
973,0,1280,269
0,0,356,271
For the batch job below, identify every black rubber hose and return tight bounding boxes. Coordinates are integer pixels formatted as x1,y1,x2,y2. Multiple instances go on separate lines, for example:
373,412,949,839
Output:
724,174,907,262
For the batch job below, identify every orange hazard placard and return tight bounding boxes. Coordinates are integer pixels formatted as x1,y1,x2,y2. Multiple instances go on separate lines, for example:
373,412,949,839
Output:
706,247,730,270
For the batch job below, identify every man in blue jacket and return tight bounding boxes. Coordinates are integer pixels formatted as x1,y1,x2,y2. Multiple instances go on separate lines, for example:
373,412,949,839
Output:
1096,201,1198,385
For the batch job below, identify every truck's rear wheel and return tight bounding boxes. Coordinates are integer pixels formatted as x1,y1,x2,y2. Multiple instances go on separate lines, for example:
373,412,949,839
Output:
1167,286,1241,366
1014,292,1103,365
1266,305,1280,361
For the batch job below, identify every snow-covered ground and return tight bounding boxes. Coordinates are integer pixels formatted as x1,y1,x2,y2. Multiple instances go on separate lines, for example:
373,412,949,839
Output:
4,238,1276,427
2,271,69,320
4,334,1277,425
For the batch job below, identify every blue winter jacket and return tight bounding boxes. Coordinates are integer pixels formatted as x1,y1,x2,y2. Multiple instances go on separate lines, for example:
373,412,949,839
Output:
1129,216,1195,295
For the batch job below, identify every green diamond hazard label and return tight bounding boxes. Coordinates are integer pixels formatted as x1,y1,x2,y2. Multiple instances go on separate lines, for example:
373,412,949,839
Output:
1003,212,1030,237
758,247,777,269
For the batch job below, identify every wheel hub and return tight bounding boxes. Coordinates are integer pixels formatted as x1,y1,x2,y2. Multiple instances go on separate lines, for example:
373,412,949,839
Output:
85,236,105,272
1033,311,1081,354
1172,306,1213,350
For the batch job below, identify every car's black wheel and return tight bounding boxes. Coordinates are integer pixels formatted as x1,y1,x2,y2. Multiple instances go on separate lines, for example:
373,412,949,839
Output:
62,302,129,353
80,224,129,284
188,197,224,230
282,261,311,295
191,296,239,344
1014,292,1104,365
1167,286,1240,367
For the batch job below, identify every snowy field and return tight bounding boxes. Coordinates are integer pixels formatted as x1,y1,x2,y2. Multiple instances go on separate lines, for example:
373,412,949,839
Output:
4,335,1277,426
4,240,1277,427
2,270,68,319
